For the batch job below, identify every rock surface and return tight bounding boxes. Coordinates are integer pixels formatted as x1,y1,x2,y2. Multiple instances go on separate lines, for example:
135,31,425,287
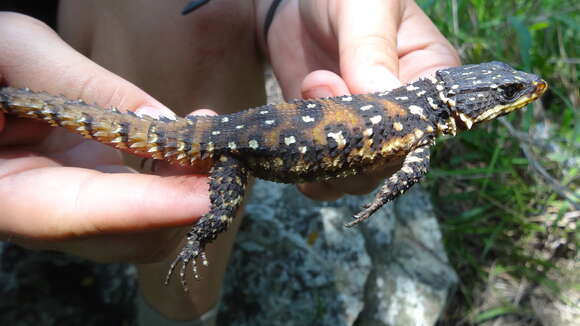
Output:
0,244,137,325
218,180,458,326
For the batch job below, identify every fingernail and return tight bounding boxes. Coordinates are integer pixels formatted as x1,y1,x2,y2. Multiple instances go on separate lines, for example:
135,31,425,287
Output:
135,106,176,120
361,65,402,93
303,86,333,99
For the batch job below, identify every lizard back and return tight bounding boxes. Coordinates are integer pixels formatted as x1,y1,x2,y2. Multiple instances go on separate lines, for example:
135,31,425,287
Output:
0,82,443,183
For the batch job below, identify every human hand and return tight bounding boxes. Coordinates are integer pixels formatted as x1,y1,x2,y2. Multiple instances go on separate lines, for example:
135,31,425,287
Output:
260,0,460,200
0,13,210,264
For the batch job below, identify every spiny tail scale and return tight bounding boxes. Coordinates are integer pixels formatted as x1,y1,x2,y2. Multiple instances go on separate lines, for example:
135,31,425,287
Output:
0,87,216,169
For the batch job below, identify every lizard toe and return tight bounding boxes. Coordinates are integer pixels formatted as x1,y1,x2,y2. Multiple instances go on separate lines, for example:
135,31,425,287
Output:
164,234,207,291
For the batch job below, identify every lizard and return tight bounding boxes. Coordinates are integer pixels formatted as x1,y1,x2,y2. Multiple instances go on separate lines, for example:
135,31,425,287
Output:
0,62,547,290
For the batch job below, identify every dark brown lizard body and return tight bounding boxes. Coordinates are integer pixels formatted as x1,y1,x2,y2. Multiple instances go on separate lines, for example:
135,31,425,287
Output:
0,62,547,290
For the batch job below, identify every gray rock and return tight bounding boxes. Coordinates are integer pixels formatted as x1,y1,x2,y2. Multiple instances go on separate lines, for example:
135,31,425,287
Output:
358,185,458,326
0,243,137,326
219,180,458,325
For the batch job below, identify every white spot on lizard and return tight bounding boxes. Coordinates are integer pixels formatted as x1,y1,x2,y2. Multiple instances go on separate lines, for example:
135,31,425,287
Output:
427,97,439,110
370,115,383,124
408,105,426,119
248,139,259,149
393,122,403,131
284,136,296,146
327,130,346,146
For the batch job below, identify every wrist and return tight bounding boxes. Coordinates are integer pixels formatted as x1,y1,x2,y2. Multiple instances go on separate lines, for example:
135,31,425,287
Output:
136,258,221,321
136,291,219,326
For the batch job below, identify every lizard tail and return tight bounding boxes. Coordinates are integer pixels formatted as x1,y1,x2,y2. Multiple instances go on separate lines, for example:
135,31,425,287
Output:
0,87,215,169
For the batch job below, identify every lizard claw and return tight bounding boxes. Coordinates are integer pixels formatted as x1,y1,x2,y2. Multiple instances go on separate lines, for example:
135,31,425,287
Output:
164,234,208,291
345,201,381,227
345,211,370,228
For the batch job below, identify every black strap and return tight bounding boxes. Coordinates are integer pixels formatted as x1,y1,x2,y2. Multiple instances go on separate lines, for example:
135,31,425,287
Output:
263,0,284,42
181,0,283,43
181,0,211,15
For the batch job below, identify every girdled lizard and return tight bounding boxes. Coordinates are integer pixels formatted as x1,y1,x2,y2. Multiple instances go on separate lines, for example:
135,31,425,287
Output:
0,62,547,290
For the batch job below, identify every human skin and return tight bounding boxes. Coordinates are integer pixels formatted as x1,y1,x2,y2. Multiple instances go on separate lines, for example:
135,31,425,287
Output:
0,0,459,321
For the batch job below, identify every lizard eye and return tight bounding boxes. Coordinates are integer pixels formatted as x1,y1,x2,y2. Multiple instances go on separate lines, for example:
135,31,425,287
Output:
500,83,524,99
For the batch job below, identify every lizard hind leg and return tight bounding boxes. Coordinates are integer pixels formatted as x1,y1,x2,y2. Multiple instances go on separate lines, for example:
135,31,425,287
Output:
345,146,431,228
165,154,248,291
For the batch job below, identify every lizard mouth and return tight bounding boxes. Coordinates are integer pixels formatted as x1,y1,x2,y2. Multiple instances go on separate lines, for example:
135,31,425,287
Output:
534,79,548,97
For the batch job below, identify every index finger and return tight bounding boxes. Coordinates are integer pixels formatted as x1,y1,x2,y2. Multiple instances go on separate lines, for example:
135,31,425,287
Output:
396,1,460,82
0,12,175,118
334,0,404,94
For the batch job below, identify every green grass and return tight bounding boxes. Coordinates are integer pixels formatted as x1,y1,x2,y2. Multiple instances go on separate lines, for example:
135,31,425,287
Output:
418,0,579,324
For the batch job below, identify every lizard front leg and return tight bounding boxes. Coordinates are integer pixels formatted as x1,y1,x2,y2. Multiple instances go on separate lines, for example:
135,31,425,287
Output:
165,154,248,291
346,146,431,227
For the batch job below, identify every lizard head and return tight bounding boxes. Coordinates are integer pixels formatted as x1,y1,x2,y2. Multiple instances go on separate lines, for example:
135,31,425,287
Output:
435,61,547,132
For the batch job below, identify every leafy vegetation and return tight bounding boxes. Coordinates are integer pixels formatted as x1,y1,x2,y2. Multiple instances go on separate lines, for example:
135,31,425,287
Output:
418,0,579,324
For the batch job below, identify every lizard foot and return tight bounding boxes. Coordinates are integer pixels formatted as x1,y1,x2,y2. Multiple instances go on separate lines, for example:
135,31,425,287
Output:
164,234,209,291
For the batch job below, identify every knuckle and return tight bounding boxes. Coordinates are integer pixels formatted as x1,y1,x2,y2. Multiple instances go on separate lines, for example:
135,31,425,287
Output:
0,12,54,35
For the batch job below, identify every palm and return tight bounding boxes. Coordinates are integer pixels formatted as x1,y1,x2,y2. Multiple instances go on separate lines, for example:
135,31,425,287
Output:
0,118,207,262
267,0,340,98
267,0,459,97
